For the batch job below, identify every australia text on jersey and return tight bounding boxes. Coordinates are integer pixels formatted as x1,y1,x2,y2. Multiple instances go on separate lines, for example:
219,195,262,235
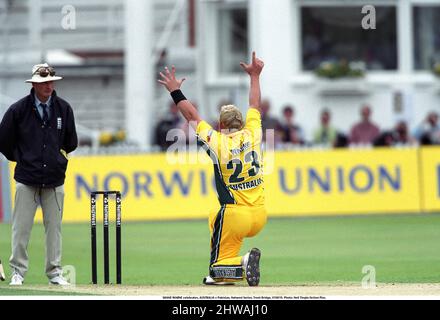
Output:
229,177,264,191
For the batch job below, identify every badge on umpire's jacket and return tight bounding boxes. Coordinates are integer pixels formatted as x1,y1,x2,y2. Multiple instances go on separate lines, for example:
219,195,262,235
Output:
57,117,62,130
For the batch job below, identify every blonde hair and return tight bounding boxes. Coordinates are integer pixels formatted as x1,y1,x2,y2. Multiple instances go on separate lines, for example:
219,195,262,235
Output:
219,105,243,132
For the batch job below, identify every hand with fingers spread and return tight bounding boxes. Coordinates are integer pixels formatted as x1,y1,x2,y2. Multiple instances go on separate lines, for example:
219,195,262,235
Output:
157,66,186,93
156,65,201,125
240,51,264,77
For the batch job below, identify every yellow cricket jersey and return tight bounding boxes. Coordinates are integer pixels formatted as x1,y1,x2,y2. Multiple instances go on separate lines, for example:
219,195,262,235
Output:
196,108,265,206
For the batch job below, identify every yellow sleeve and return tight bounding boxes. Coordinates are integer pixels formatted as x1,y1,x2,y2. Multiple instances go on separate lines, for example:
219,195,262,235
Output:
196,120,219,151
244,108,262,130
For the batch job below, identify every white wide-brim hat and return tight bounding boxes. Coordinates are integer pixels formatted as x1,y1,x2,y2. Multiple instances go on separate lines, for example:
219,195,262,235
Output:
25,63,63,83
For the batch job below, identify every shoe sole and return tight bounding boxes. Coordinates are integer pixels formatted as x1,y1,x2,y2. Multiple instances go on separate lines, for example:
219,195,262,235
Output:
245,248,261,286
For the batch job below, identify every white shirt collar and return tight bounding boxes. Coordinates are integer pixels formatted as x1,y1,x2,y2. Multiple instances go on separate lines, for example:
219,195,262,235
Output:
34,94,52,107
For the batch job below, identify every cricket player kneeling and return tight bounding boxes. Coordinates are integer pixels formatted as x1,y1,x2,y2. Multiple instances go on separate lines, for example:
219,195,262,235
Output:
158,52,267,286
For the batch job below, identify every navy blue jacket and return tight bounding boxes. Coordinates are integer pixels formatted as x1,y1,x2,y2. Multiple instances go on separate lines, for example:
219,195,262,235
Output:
0,89,78,188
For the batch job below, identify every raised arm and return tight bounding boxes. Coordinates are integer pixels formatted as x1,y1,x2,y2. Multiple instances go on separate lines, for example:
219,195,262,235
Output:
158,66,201,129
240,52,264,112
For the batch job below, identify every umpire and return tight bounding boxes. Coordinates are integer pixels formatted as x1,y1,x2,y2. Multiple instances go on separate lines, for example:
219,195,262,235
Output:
0,63,78,285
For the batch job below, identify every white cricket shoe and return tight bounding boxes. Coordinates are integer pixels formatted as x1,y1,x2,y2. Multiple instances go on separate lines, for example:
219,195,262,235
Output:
203,275,216,285
49,275,70,286
202,276,235,286
9,273,24,286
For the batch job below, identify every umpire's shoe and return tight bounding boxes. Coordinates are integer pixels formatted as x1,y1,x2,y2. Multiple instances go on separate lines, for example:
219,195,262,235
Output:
9,272,24,286
242,248,261,286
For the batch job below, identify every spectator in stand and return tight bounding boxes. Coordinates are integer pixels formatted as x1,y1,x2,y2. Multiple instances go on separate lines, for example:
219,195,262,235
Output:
349,105,380,145
260,99,282,146
334,132,349,148
373,131,394,147
374,120,416,147
154,101,183,151
280,105,304,145
313,108,338,146
414,111,440,145
393,120,416,145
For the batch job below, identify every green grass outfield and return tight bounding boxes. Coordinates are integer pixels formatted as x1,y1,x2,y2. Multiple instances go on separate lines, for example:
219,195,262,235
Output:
0,213,440,294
